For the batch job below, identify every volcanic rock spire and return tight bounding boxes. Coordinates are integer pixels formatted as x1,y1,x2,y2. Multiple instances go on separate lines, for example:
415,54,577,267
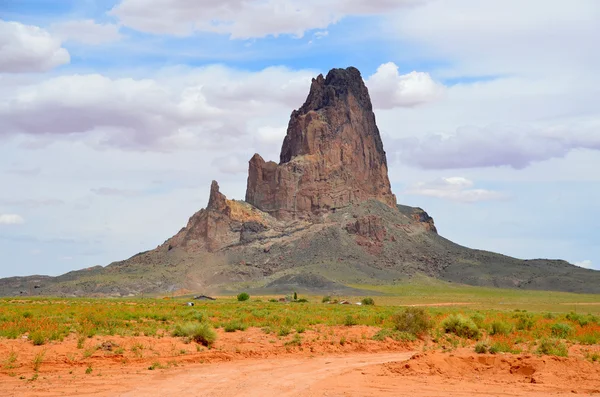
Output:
246,67,396,220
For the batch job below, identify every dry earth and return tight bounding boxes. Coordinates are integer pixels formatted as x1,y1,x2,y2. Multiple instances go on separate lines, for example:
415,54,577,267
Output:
2,327,600,397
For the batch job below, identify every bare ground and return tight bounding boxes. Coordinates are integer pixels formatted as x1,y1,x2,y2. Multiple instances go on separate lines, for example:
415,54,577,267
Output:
1,327,599,397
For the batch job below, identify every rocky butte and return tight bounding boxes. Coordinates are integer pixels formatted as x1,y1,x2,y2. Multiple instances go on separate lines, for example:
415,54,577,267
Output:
1,67,599,297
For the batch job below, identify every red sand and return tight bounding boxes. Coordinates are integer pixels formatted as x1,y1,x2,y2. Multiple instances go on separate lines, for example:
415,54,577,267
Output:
1,327,599,396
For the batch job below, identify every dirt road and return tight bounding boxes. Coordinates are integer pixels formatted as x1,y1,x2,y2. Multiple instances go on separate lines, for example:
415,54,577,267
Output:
7,350,597,397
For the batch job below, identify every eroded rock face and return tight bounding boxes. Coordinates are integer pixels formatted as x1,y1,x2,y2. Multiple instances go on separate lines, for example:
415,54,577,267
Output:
165,181,272,252
246,67,396,220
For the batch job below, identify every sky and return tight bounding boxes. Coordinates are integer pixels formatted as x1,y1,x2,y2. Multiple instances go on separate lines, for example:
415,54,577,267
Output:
1,0,599,278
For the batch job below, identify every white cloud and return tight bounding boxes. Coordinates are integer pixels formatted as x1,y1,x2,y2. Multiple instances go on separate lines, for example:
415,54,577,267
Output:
51,19,122,45
392,0,600,78
91,187,141,197
395,122,600,170
110,0,424,39
0,66,315,150
574,260,594,269
0,20,70,73
367,62,444,108
405,177,507,202
0,214,25,225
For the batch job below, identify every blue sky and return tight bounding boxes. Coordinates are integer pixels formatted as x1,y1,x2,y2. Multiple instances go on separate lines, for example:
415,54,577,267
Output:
1,0,599,277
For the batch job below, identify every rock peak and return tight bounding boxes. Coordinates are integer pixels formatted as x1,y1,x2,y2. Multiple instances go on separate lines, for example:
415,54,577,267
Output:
246,66,396,220
207,180,227,212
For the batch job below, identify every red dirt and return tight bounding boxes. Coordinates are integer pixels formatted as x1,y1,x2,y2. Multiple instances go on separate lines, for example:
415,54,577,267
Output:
1,328,599,396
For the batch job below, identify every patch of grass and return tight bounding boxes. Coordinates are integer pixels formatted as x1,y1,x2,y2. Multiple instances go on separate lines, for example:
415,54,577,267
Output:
551,323,573,338
514,313,536,331
322,296,331,303
172,323,217,347
490,321,513,336
470,313,486,328
85,365,93,374
285,334,302,346
278,326,291,337
32,350,45,372
474,341,489,354
489,341,514,354
372,329,416,342
441,315,480,339
537,339,568,357
29,331,46,346
4,350,18,369
344,315,357,326
223,321,247,332
391,307,432,336
237,292,250,302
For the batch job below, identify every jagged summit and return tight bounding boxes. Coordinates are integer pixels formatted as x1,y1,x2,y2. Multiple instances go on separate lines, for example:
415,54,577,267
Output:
247,66,396,220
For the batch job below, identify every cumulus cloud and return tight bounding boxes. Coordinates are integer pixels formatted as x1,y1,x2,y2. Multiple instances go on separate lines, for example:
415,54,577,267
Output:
396,123,600,170
367,62,444,108
0,214,25,225
210,154,249,175
110,0,424,39
405,177,507,203
0,20,70,73
0,66,314,150
51,19,122,45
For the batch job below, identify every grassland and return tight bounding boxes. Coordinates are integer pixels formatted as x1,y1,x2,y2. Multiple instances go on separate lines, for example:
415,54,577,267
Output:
1,281,600,359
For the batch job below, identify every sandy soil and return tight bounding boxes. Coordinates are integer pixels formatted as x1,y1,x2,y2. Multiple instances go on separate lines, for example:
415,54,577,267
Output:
1,327,599,397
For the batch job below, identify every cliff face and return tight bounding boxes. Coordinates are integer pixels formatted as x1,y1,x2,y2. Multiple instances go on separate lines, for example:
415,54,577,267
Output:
245,67,396,220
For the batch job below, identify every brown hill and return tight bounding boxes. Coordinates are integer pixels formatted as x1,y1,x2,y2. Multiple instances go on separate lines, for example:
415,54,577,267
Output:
1,67,599,297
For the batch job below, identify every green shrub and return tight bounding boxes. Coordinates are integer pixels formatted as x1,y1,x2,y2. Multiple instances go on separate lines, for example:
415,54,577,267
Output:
322,296,331,303
537,339,568,357
489,341,513,354
470,313,486,328
223,321,247,332
576,333,599,345
551,323,573,338
391,307,432,336
237,292,250,302
514,313,536,331
268,299,278,303
172,323,217,347
294,299,309,303
29,331,46,346
278,326,291,337
490,321,513,336
441,315,480,339
361,297,375,306
293,292,297,301
344,315,357,326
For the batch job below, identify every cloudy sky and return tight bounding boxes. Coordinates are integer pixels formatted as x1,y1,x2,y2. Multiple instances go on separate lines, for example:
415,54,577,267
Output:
1,0,599,278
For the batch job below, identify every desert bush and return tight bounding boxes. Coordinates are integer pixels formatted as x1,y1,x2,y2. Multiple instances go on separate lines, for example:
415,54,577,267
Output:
514,313,535,330
490,321,513,336
268,299,278,303
576,332,599,345
29,331,46,346
470,312,486,328
489,341,514,354
441,315,480,339
361,297,375,306
391,307,432,336
278,326,291,336
344,315,357,326
172,323,216,347
537,339,568,357
322,296,331,303
474,341,489,354
223,321,247,332
551,323,573,338
237,292,250,302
